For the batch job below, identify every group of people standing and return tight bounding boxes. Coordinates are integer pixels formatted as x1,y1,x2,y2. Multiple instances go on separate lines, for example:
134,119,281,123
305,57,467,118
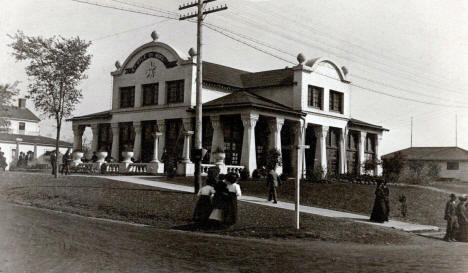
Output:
192,167,242,227
444,193,468,242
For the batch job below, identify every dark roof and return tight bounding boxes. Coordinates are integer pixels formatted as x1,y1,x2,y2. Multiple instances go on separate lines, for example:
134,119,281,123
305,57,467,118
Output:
202,61,294,89
0,106,40,122
203,90,302,116
348,118,388,131
241,68,294,89
67,110,112,121
0,133,73,148
383,147,468,161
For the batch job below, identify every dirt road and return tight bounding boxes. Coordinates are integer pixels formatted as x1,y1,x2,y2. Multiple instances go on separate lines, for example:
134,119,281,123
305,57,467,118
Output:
0,199,467,272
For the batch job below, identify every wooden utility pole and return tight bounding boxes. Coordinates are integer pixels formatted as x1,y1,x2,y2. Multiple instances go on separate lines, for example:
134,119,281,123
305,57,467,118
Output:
410,116,413,148
295,143,309,229
456,113,458,147
179,0,227,193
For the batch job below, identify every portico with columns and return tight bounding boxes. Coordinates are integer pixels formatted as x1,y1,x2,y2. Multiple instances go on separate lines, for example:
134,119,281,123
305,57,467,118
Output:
68,31,387,176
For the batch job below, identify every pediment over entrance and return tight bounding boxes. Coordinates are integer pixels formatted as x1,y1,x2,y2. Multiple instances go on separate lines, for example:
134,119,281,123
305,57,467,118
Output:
112,41,190,76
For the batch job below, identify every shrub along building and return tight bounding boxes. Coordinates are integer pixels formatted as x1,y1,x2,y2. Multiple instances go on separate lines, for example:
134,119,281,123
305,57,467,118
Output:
69,32,387,177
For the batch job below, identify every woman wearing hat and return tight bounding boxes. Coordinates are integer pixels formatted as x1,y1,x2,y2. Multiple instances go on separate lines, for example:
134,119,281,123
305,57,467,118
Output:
456,194,468,242
193,167,219,225
370,181,388,223
224,172,242,226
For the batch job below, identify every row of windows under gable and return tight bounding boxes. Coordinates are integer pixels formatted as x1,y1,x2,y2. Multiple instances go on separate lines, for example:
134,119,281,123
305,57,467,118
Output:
119,80,184,108
307,85,344,114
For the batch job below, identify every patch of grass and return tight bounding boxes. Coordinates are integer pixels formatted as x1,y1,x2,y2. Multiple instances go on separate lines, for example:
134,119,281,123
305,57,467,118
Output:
149,176,449,227
0,172,420,245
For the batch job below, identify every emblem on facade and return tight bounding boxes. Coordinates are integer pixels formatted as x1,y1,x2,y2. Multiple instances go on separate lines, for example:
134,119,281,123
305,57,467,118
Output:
146,61,157,79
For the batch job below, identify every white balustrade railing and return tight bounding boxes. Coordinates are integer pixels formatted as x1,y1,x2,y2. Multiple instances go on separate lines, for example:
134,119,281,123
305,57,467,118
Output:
201,164,216,174
226,165,245,175
105,163,120,173
128,163,148,174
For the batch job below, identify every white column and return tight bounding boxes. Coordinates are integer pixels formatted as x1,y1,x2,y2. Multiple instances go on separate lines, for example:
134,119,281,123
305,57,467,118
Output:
183,118,193,132
268,117,284,173
151,132,162,163
339,128,347,174
314,125,329,176
268,117,284,152
375,134,383,175
181,131,194,163
72,125,84,150
111,123,120,160
133,121,142,162
293,120,305,177
91,124,99,153
33,144,37,160
241,113,259,175
148,132,164,174
359,131,367,175
210,115,224,163
157,120,166,161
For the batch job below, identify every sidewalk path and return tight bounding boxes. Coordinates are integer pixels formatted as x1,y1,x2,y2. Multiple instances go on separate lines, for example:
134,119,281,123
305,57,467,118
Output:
104,175,440,233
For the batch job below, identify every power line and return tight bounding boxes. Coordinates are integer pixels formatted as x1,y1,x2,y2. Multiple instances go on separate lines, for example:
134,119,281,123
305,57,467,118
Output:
68,0,468,109
224,9,468,98
234,1,461,88
91,19,171,41
69,0,178,20
96,0,468,100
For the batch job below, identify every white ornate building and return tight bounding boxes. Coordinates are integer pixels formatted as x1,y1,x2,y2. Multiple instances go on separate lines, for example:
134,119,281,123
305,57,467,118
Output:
69,32,387,177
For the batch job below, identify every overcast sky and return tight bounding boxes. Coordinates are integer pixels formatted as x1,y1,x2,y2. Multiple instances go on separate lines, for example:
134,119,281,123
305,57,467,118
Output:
1,0,468,155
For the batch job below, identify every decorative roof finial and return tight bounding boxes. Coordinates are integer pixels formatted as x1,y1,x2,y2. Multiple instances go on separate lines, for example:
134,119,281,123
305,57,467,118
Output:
151,31,158,42
115,61,121,69
188,47,197,58
297,53,306,64
341,66,348,76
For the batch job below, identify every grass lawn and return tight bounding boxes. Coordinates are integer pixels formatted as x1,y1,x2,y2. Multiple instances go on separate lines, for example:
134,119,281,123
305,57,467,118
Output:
0,172,423,245
148,176,450,227
428,180,468,194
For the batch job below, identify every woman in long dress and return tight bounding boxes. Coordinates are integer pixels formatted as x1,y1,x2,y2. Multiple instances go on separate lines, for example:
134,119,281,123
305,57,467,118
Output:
224,173,242,226
370,182,388,223
456,195,468,242
208,175,229,224
192,167,218,225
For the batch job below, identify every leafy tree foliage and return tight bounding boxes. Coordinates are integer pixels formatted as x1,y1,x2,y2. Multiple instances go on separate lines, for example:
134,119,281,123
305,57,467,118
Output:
9,31,92,177
0,82,19,130
382,152,406,182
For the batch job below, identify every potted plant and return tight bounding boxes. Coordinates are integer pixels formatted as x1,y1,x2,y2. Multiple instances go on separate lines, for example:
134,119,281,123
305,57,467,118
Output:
121,145,134,163
96,147,108,163
212,146,226,165
71,149,84,167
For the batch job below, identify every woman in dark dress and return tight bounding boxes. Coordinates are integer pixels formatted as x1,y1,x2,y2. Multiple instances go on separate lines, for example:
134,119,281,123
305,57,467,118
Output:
370,182,388,223
193,167,218,225
224,173,242,226
209,175,229,224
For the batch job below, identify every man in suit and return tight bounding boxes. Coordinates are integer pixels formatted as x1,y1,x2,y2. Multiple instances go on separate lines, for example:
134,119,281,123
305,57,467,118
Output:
445,193,458,242
266,165,281,204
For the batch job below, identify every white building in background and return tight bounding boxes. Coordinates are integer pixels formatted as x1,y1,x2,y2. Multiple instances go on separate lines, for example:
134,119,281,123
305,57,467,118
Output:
383,147,468,181
0,98,72,170
69,32,387,177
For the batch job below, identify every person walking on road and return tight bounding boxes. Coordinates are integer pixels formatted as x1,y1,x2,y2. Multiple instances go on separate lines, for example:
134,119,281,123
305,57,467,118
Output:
444,193,458,242
266,166,281,204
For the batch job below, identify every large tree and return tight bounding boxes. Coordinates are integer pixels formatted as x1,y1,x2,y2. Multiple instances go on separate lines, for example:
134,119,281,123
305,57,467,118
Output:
0,82,19,130
9,31,92,178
